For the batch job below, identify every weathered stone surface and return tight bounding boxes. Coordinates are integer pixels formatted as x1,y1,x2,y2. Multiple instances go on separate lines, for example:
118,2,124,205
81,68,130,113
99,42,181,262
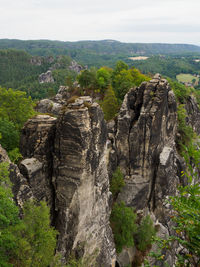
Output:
53,98,115,265
36,99,62,116
19,158,46,201
39,70,54,83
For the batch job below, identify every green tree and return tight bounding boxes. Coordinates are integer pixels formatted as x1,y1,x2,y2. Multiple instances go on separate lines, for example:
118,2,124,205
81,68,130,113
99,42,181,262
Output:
0,162,19,266
114,61,129,74
110,202,137,253
112,63,149,101
0,162,58,267
0,119,19,152
13,201,58,267
77,69,97,90
0,87,35,129
96,67,112,93
100,85,119,121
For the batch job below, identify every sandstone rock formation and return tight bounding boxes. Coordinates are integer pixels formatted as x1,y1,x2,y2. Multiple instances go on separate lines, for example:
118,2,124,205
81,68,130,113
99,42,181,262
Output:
39,70,54,83
19,100,116,266
35,86,71,116
2,74,200,266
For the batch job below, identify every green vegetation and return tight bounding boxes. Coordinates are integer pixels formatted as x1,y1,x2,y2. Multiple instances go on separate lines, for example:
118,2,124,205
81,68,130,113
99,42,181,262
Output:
112,61,150,101
75,61,149,120
110,202,137,253
0,87,35,162
0,87,35,129
131,55,200,79
110,201,156,255
0,119,19,151
110,167,125,198
176,105,195,153
136,215,156,252
148,163,200,266
0,162,58,266
100,86,119,121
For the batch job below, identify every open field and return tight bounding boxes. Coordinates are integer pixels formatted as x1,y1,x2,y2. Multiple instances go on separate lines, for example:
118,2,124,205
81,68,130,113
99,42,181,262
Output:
129,56,149,61
176,73,199,84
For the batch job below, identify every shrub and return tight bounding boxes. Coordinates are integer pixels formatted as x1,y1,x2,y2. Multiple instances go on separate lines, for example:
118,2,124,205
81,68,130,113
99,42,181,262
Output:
110,167,125,198
110,202,137,253
136,215,156,252
176,104,194,153
169,80,191,104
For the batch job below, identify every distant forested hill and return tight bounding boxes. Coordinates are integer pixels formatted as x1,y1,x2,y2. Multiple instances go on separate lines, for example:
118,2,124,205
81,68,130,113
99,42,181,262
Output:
0,39,200,68
0,49,77,99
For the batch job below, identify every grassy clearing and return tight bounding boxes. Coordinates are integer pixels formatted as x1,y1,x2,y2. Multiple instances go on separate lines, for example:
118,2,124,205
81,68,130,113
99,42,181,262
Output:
176,73,199,84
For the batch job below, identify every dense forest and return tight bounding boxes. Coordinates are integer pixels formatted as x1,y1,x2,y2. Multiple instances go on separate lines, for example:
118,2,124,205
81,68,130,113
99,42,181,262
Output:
0,49,77,99
0,39,200,69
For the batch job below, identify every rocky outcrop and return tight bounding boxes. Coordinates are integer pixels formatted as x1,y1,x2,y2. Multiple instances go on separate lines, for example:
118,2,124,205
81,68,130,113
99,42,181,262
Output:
69,60,85,73
0,145,33,208
39,70,54,83
53,97,115,265
35,86,71,116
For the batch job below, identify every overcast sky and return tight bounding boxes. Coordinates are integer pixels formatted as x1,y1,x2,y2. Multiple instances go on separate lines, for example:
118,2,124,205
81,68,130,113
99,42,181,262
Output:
1,0,200,45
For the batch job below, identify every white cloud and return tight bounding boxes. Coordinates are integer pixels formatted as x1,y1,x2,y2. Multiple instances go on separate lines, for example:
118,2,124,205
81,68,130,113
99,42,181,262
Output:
0,0,199,44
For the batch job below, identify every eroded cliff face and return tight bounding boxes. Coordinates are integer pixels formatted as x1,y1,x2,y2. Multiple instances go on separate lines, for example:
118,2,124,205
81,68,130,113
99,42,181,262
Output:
2,75,200,266
53,97,115,265
109,75,180,215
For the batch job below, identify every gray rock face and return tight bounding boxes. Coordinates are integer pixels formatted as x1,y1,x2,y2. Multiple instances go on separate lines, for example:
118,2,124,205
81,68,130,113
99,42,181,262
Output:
35,86,71,116
39,70,54,83
0,145,33,208
20,115,57,211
